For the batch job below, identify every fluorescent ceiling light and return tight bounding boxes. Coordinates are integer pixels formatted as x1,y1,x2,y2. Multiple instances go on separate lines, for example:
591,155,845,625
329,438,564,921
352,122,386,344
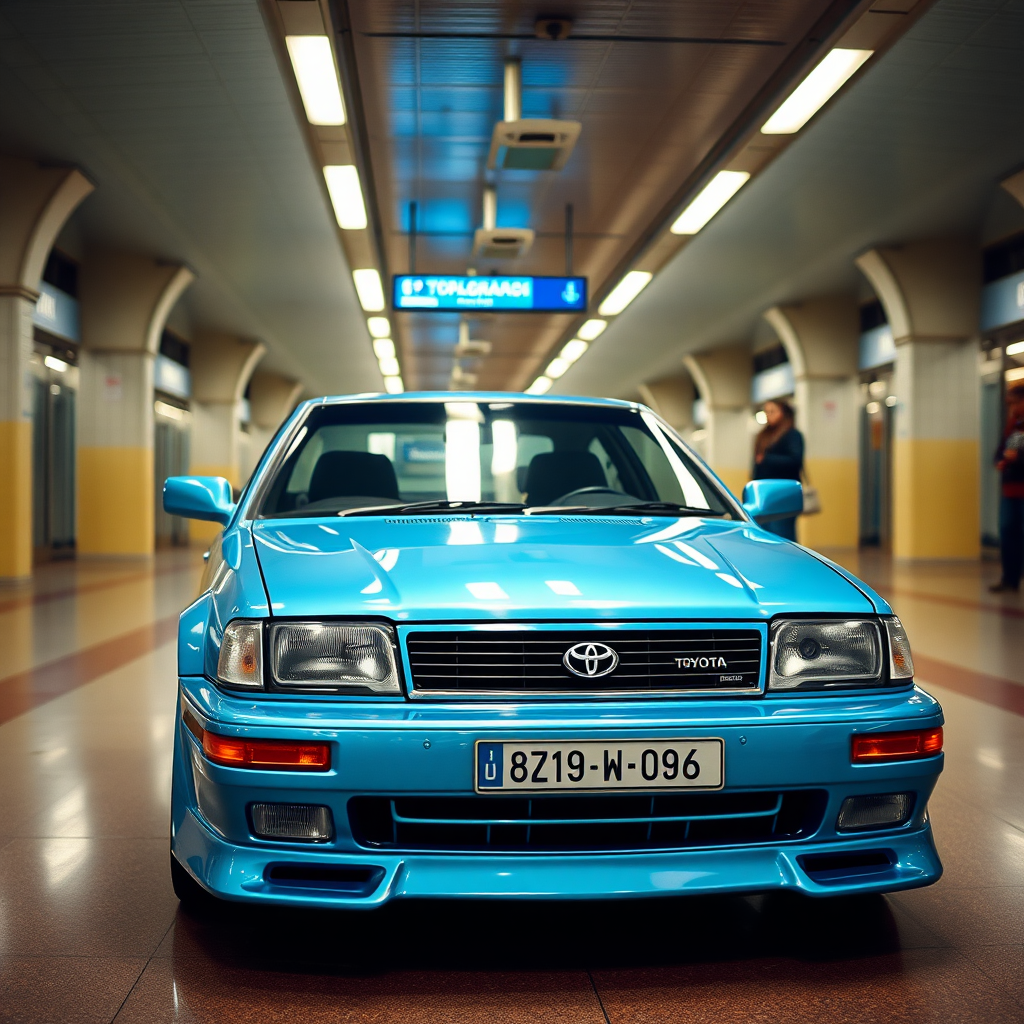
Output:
577,319,607,341
353,269,385,311
560,339,589,363
670,170,750,235
598,271,652,316
367,316,391,338
1007,340,1024,357
378,356,400,377
373,338,395,359
545,357,570,379
383,376,404,394
285,36,346,125
761,48,873,135
43,355,67,372
445,419,481,501
526,376,552,395
324,165,367,229
490,419,518,475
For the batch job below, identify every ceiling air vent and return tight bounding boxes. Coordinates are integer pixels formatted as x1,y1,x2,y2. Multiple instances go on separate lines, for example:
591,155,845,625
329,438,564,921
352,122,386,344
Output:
487,119,581,171
472,226,535,260
471,184,533,260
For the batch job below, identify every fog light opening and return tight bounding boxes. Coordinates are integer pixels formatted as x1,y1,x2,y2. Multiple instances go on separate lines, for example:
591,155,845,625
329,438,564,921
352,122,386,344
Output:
265,863,385,895
836,793,914,832
800,849,895,883
250,802,334,842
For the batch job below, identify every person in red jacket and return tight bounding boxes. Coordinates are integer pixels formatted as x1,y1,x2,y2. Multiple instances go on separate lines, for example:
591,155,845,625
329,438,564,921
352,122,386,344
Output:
991,383,1024,593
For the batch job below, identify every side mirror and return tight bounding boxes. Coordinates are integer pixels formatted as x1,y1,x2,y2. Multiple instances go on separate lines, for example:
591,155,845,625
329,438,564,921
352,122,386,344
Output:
741,479,803,524
163,476,236,525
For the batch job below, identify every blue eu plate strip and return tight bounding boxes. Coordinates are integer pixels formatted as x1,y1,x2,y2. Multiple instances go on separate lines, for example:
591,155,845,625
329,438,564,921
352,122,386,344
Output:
477,743,504,788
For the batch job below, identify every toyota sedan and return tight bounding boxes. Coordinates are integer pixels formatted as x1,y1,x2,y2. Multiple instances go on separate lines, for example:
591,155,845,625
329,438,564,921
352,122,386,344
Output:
164,393,942,909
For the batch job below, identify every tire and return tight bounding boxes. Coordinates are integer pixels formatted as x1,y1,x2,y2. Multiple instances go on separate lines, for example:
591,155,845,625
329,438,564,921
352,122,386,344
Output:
170,853,218,913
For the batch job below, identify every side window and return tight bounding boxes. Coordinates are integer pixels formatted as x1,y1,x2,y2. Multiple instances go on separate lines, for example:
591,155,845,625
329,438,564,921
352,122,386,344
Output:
587,437,621,491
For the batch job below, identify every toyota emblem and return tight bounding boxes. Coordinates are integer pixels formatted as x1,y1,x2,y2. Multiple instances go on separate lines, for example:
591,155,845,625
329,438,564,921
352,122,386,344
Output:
563,642,619,678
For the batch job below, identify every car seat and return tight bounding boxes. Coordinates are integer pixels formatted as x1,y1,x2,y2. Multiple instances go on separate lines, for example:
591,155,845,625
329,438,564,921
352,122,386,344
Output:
307,450,400,503
523,450,606,505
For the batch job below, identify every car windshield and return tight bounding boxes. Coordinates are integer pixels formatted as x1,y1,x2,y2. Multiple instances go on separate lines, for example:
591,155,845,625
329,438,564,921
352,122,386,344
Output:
254,400,733,519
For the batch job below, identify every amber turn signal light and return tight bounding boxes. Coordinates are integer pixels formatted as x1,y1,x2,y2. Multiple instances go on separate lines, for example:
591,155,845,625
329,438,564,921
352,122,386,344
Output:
183,708,330,770
851,727,943,763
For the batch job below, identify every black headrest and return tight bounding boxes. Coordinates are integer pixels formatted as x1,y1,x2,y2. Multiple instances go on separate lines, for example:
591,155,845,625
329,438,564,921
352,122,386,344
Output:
307,450,399,503
524,450,606,505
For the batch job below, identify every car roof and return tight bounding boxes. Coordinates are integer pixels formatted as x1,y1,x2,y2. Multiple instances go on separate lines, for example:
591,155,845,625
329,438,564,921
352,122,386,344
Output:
303,391,640,410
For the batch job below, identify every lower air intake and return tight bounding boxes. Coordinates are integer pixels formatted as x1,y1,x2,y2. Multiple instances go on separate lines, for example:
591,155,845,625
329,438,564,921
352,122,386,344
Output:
349,790,825,852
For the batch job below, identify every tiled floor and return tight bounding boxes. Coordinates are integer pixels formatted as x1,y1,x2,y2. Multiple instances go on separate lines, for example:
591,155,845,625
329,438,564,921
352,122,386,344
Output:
1,549,1023,1023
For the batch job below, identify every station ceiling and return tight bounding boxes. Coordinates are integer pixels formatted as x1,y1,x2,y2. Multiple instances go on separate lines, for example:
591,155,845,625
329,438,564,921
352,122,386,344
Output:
561,0,1024,398
0,0,379,395
348,0,871,390
2,0,1022,402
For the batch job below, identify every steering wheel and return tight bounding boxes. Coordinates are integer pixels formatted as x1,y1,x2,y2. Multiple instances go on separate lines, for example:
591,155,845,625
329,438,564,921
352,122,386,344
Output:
549,485,636,506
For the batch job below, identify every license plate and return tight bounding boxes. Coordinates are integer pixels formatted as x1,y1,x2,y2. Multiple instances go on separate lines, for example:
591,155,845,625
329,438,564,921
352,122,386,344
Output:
474,739,724,793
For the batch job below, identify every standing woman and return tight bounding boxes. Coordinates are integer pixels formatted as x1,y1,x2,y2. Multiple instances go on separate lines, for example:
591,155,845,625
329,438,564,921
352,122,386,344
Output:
752,398,805,541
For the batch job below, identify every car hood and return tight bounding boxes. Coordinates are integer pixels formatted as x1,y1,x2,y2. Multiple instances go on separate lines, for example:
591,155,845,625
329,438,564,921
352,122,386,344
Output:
251,515,874,621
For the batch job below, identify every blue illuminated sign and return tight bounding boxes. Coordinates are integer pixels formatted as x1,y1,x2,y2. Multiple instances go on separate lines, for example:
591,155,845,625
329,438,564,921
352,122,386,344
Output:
393,275,587,312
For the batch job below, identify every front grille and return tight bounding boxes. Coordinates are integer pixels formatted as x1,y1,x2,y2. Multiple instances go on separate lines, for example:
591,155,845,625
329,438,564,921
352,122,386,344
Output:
348,790,825,852
405,628,762,695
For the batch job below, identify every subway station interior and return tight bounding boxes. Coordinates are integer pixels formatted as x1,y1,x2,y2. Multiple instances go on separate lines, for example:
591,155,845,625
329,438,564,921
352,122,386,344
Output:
4,0,1024,1021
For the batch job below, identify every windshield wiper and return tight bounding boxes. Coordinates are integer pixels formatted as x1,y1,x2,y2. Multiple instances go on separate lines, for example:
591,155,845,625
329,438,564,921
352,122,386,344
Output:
338,500,528,517
525,502,726,517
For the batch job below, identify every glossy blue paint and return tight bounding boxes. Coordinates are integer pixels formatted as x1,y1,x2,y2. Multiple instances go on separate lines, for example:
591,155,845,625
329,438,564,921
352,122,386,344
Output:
170,394,943,908
742,479,804,523
164,475,235,524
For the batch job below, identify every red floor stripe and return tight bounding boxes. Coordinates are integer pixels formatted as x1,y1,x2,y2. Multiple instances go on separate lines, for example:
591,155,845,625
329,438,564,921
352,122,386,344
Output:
0,615,179,726
914,653,1024,717
0,562,193,615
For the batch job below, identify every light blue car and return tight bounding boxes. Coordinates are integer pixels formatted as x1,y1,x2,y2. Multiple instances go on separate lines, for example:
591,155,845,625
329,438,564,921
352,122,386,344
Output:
164,393,943,909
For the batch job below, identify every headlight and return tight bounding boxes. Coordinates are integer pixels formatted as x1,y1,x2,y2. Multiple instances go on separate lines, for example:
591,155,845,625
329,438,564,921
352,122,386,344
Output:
769,619,883,690
270,622,401,694
218,620,264,689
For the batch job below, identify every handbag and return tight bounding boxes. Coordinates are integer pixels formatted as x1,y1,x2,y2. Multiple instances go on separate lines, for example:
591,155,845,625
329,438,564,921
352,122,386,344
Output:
800,470,822,516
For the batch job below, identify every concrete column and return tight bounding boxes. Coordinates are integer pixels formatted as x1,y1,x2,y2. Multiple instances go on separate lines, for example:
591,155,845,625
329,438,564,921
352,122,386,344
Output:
764,297,860,550
190,334,265,541
0,158,93,578
247,370,302,463
683,346,752,496
856,240,980,559
78,250,194,556
638,373,695,433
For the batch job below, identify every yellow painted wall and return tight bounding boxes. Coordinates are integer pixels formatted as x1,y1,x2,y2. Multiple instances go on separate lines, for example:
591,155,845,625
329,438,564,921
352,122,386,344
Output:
0,420,32,578
714,467,749,500
78,447,155,556
797,457,859,550
893,438,979,559
187,463,235,545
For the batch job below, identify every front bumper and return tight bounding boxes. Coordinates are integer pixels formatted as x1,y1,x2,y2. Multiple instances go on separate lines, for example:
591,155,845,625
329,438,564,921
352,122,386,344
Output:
171,676,944,907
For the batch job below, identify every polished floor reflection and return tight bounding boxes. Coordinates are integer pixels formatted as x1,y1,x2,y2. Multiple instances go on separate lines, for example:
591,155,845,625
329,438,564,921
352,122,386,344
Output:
1,549,1024,1022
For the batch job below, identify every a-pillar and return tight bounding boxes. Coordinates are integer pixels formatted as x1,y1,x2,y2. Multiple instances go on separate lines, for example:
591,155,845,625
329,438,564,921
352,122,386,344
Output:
190,334,265,541
638,372,695,434
247,370,302,465
683,347,752,496
78,250,194,556
855,240,980,559
0,158,94,578
764,297,860,550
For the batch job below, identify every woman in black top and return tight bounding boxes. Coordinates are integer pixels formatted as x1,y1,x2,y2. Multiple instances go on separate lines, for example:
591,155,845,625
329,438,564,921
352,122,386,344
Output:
752,398,804,541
